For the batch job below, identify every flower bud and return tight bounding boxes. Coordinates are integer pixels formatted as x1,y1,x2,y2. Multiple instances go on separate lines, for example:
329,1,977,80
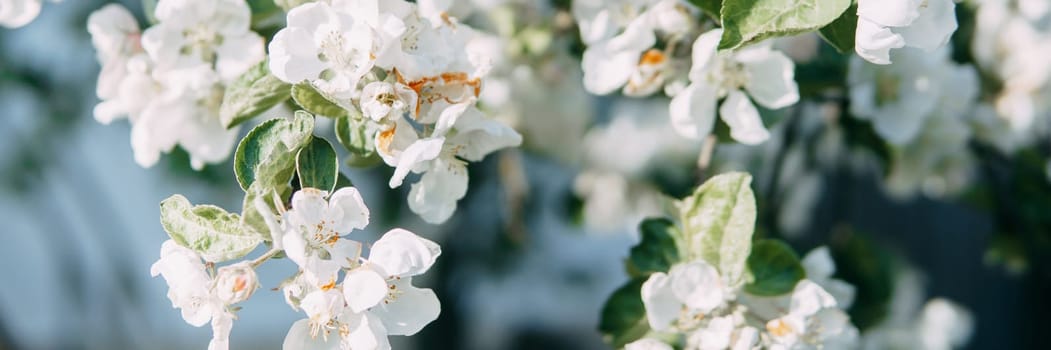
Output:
215,262,258,305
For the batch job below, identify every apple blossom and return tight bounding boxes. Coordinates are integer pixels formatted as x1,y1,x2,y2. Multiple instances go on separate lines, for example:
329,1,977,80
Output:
855,0,958,64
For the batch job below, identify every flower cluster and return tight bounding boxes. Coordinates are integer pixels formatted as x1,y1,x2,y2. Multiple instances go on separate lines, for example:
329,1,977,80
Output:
848,47,980,198
89,1,264,169
151,187,442,350
268,0,521,224
573,0,799,145
0,0,58,28
627,247,858,350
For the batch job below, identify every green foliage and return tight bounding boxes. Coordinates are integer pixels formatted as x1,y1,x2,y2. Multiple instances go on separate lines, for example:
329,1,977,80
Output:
744,239,805,296
234,111,315,192
818,4,858,53
599,278,651,348
297,137,340,193
718,0,851,50
629,218,683,276
830,232,896,331
677,172,756,287
220,60,292,129
160,195,265,262
335,114,382,167
689,0,722,20
275,0,315,11
291,83,349,118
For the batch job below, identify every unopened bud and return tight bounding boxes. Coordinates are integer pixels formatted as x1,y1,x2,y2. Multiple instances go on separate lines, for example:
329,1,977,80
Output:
215,262,258,305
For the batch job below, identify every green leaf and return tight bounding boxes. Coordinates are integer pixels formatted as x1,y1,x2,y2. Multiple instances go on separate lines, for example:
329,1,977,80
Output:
297,137,340,193
275,0,315,11
719,0,851,50
291,83,348,118
629,218,682,275
818,4,858,53
599,278,651,348
744,239,806,296
220,60,292,129
160,195,265,262
677,172,756,287
689,0,722,20
234,111,316,192
142,0,158,24
334,114,382,167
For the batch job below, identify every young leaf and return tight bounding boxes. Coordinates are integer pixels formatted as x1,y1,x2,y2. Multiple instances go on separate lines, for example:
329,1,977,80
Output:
335,114,382,167
297,137,340,193
719,0,851,50
629,218,682,275
160,195,264,262
677,172,756,287
219,60,292,129
599,278,651,348
234,111,315,192
818,4,858,53
291,83,349,118
744,239,806,296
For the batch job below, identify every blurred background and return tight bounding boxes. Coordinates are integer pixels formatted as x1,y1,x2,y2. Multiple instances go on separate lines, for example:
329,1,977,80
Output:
0,1,1048,349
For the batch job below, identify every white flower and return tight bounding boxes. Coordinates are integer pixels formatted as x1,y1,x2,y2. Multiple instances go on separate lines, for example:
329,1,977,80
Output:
150,240,237,350
918,299,974,350
282,187,370,285
801,247,856,309
0,0,41,28
764,280,858,349
669,29,799,145
847,48,942,145
87,4,144,124
344,229,442,334
269,1,376,99
625,338,673,350
360,81,418,121
855,0,957,64
641,261,728,331
580,16,655,95
142,0,264,81
214,262,259,305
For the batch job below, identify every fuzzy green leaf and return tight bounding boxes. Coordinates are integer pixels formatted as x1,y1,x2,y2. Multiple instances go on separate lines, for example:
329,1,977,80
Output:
818,4,859,53
719,0,851,50
677,172,756,287
599,278,651,348
219,60,292,129
629,218,682,275
234,111,315,192
160,195,264,262
297,137,340,193
745,239,806,296
291,83,348,118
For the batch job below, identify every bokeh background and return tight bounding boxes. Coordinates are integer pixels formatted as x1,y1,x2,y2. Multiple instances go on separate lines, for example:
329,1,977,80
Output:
0,1,1046,349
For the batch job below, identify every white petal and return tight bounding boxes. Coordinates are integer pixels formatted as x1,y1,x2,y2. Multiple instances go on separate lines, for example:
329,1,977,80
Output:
855,18,906,65
289,188,329,228
328,187,370,232
741,51,799,109
268,28,326,83
689,29,723,80
857,0,922,27
342,268,389,313
640,272,680,331
801,247,835,280
207,312,233,350
342,312,391,350
448,108,523,161
581,43,637,95
283,318,339,350
669,261,725,313
325,239,363,269
216,32,265,82
719,90,770,145
731,327,759,350
789,280,837,317
896,0,957,51
388,138,445,188
0,0,41,28
669,83,718,140
693,316,734,350
407,160,469,224
370,279,441,336
368,229,441,277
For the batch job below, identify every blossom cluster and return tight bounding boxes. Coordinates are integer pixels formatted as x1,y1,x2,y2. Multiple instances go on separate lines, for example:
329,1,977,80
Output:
627,247,859,350
267,0,521,224
89,1,264,170
151,187,442,350
573,0,799,145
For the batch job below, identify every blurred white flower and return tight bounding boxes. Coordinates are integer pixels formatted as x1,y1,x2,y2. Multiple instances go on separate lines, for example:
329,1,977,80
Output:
855,0,957,64
670,29,799,144
641,261,728,331
143,0,263,82
150,240,236,350
87,3,143,124
0,0,42,28
764,281,858,349
626,338,674,350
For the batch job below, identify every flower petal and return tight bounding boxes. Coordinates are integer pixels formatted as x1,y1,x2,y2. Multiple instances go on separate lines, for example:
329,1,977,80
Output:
741,51,799,109
641,272,680,331
283,318,339,350
669,261,725,313
407,160,469,224
328,187,370,232
289,188,329,228
719,90,770,145
388,138,445,189
896,0,957,51
370,279,441,336
855,17,906,65
368,229,441,277
343,268,389,313
669,83,718,140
